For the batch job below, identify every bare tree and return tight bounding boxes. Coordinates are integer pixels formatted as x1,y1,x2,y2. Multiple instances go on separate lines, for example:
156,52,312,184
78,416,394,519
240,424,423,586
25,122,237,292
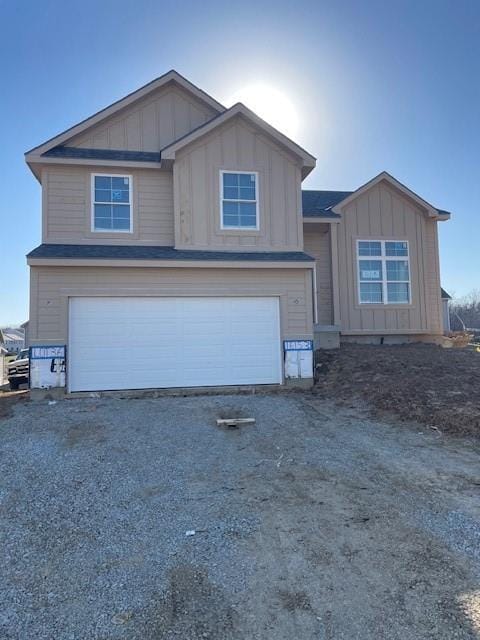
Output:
450,289,480,332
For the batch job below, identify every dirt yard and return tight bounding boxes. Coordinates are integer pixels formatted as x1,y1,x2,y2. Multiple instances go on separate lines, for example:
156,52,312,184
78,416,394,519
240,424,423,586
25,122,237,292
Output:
314,344,480,438
0,393,479,639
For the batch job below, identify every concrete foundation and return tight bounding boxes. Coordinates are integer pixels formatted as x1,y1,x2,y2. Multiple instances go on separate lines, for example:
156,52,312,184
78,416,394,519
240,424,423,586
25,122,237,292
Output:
29,386,67,401
340,334,443,346
314,325,341,350
29,380,314,401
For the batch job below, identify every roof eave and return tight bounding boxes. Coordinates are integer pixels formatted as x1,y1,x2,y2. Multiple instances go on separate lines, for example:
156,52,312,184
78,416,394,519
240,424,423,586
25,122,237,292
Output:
26,154,162,174
435,212,451,221
303,215,341,223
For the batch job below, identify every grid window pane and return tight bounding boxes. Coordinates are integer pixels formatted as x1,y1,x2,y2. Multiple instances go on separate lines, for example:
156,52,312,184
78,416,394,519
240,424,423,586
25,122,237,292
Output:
240,215,257,227
360,283,383,303
239,186,255,200
95,189,112,203
358,240,411,305
223,173,239,187
95,176,111,190
223,213,239,226
112,217,130,230
386,241,408,256
223,202,238,216
387,283,409,303
94,217,112,230
111,189,129,203
358,241,381,256
386,260,409,281
239,202,256,216
359,260,382,281
112,204,130,220
94,204,111,218
239,173,255,187
224,186,239,199
222,173,257,228
112,176,129,190
93,175,131,231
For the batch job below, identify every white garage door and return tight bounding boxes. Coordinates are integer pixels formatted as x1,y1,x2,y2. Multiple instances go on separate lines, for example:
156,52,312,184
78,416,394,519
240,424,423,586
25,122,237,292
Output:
68,297,282,392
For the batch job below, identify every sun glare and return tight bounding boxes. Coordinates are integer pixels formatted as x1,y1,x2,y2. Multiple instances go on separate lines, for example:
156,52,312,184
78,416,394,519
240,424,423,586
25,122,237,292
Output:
227,83,300,140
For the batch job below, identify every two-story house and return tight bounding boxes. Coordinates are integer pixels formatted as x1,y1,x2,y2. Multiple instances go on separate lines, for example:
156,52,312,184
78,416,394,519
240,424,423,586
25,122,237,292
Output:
25,70,450,393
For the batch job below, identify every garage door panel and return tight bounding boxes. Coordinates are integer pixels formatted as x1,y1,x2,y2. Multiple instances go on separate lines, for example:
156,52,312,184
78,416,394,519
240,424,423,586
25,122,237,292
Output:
69,297,281,391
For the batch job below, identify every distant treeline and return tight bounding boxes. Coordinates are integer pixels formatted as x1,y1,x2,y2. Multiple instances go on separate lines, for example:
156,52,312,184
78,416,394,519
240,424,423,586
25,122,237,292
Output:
450,290,480,333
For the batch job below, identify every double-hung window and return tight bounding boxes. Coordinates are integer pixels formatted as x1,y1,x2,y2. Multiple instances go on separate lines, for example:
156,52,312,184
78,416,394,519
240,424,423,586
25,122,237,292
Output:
92,174,132,232
357,240,411,304
220,171,258,229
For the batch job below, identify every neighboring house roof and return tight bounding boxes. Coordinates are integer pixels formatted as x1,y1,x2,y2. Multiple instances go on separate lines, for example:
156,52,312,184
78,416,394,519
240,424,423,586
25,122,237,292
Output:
27,244,314,263
2,332,24,342
25,70,226,158
302,190,352,218
441,288,452,300
160,103,316,178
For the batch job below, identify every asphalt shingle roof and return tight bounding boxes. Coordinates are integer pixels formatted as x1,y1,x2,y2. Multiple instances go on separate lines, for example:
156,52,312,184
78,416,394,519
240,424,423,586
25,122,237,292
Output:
301,190,352,218
27,244,314,262
44,147,161,163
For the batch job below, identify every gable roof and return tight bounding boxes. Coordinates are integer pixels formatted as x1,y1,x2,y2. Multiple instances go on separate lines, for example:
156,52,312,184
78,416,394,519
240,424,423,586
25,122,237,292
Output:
161,103,316,178
330,172,451,220
25,70,226,159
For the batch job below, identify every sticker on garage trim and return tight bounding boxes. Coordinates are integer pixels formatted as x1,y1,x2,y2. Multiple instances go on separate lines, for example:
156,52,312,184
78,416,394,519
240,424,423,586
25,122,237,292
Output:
30,345,66,389
283,340,313,351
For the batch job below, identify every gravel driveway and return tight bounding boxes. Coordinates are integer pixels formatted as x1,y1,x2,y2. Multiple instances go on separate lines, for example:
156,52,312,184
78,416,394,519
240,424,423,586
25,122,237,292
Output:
0,393,479,639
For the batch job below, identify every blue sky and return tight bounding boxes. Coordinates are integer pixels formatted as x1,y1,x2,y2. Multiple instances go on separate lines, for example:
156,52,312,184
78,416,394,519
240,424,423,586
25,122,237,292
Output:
1,0,479,325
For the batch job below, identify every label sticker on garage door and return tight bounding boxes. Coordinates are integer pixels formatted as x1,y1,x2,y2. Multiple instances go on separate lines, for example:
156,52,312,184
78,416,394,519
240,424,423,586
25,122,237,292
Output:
30,345,66,389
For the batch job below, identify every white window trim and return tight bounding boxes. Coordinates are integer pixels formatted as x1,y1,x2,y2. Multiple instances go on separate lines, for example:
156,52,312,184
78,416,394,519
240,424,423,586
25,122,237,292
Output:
219,170,260,231
356,239,411,305
91,173,133,233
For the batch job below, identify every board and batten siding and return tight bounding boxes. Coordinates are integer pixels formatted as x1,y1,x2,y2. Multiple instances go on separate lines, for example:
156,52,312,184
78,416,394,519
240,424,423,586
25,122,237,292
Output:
303,225,333,325
29,266,313,347
66,85,218,152
173,117,304,252
336,182,443,335
41,165,174,245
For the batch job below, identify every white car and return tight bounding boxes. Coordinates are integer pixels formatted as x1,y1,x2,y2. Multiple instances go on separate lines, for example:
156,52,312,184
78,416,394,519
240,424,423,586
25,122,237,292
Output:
7,349,29,390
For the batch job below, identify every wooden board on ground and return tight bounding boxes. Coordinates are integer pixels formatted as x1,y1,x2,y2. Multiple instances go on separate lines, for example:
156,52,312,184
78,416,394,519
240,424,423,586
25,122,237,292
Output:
216,418,255,428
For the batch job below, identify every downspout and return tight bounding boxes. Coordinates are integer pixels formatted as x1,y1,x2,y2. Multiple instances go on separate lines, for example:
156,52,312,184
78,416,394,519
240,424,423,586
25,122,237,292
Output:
312,265,318,325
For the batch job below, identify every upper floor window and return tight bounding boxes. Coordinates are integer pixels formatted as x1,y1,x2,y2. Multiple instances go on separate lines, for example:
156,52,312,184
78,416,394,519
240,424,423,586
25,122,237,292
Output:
220,171,258,230
357,240,411,304
92,174,132,232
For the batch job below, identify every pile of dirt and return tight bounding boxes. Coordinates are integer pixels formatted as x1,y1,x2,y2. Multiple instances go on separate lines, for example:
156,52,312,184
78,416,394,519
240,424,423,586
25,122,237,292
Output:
313,344,480,438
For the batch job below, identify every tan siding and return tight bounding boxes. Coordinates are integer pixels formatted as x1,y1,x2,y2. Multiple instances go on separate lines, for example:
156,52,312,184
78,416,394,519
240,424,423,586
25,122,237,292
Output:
337,182,443,335
67,86,217,152
303,226,333,324
42,165,174,245
174,117,303,252
29,267,313,351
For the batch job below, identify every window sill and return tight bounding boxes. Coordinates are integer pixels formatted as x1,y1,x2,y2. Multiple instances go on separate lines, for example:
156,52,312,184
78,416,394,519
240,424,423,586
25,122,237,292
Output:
355,302,415,310
91,230,134,234
218,227,261,235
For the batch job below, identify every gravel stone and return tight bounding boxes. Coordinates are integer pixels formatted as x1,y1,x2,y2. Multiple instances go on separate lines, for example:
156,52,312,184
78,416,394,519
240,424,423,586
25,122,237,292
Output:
0,393,479,639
